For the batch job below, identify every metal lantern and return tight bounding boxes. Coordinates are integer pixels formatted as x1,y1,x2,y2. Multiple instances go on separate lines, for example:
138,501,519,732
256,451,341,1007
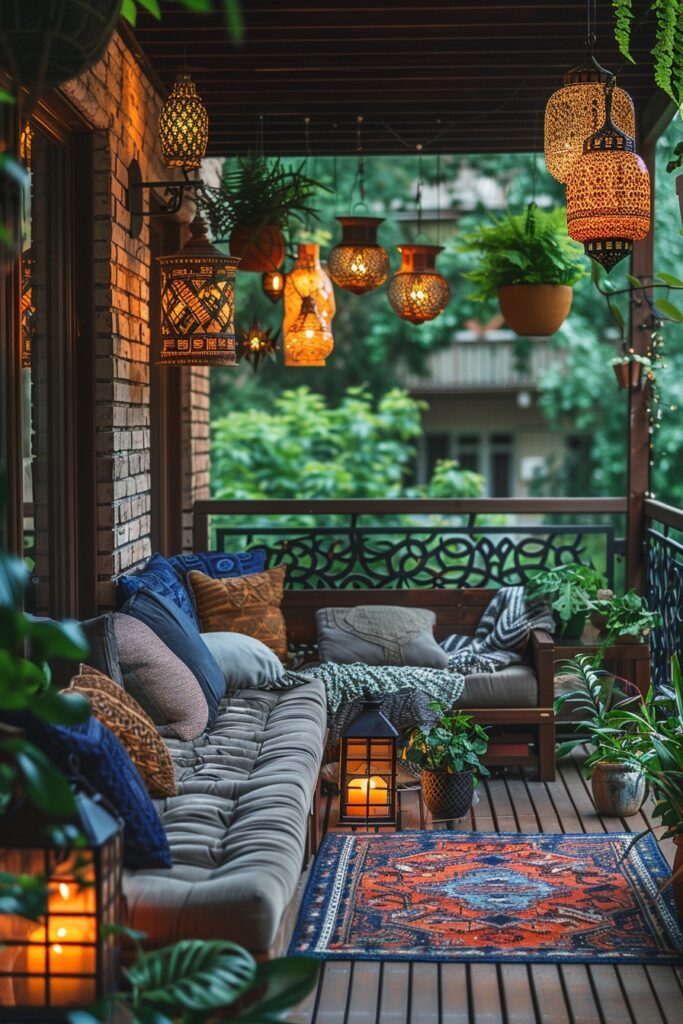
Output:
566,86,651,272
338,700,398,826
262,270,285,303
157,215,240,366
238,319,279,371
283,296,333,367
0,792,122,1020
283,244,335,339
158,73,209,172
544,65,635,183
20,249,35,370
387,245,450,324
327,217,390,294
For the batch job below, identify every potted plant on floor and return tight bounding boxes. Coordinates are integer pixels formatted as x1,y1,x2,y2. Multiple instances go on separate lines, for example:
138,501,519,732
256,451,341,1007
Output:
459,204,587,336
403,703,489,821
590,589,661,644
525,562,605,640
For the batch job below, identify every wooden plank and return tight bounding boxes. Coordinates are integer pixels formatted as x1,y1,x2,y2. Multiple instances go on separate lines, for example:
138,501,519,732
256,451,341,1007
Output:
377,962,410,1024
500,965,538,1024
345,962,382,1024
438,964,470,1024
558,965,603,1024
483,777,517,832
314,962,353,1024
617,967,665,1024
645,965,683,1024
505,776,540,832
409,963,440,1024
588,965,636,1023
469,964,504,1023
530,965,571,1024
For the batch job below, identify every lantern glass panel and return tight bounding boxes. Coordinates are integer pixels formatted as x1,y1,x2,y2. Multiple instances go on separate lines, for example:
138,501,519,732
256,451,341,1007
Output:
544,80,635,183
339,734,397,824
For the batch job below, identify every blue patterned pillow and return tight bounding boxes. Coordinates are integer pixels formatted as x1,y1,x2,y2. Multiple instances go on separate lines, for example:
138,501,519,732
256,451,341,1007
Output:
169,549,266,580
116,553,197,627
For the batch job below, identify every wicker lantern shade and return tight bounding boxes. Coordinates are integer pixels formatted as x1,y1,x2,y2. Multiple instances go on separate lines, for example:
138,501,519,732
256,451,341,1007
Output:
262,269,285,303
338,700,398,826
387,245,450,324
327,217,390,294
283,296,334,367
158,216,240,366
283,244,336,337
544,65,635,183
158,73,209,171
566,92,651,273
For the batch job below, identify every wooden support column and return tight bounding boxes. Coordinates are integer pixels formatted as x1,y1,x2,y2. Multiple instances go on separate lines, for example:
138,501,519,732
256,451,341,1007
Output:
626,137,655,593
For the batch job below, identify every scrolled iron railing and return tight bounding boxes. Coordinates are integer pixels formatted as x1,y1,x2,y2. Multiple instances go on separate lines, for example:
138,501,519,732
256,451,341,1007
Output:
645,498,683,690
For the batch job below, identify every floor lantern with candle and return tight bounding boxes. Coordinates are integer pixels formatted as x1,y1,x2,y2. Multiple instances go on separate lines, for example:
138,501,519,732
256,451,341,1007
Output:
338,700,398,827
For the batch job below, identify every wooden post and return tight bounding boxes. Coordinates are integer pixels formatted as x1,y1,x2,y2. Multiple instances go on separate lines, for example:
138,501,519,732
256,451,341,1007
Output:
626,137,656,594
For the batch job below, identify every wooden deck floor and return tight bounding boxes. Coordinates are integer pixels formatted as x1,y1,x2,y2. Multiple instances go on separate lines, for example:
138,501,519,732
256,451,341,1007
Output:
290,749,683,1024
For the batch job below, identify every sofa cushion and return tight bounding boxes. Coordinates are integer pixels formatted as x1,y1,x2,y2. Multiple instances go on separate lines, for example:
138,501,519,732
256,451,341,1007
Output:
113,613,209,741
121,590,226,725
117,553,198,627
201,632,285,690
188,566,287,661
457,665,538,708
169,549,266,581
316,605,448,668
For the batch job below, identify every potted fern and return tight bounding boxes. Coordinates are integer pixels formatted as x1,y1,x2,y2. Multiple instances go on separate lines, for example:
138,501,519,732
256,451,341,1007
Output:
459,204,587,336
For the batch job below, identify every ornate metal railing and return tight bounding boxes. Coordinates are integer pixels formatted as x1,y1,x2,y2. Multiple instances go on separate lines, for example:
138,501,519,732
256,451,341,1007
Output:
193,499,626,590
645,499,683,689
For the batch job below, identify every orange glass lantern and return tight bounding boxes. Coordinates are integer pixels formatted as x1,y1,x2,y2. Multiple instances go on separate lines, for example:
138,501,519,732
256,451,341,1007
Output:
158,72,209,171
157,215,240,366
0,793,122,1020
283,244,335,338
262,270,285,303
327,217,390,294
544,64,635,183
283,296,333,367
338,700,398,826
566,86,651,272
387,245,450,324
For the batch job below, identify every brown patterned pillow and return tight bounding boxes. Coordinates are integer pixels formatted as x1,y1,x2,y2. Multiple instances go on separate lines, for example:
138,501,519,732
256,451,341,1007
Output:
68,668,177,799
188,565,288,660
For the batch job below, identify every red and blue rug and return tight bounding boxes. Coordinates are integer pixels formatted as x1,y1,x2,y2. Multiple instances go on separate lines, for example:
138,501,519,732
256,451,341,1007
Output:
289,831,683,963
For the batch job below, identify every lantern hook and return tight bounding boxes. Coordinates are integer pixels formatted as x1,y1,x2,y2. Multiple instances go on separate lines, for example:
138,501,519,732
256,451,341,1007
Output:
125,158,208,239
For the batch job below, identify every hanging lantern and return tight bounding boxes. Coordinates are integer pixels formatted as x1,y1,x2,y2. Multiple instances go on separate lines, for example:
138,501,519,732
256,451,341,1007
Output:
387,245,450,324
327,217,390,294
566,85,651,273
544,64,635,183
0,792,122,1019
20,249,35,370
338,700,398,826
283,296,333,367
238,319,279,371
262,269,285,303
157,215,240,366
283,244,335,338
158,72,209,171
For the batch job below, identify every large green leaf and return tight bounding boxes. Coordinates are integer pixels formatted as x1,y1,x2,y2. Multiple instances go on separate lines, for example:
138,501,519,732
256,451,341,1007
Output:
3,740,77,816
656,297,683,322
24,618,88,661
126,940,256,1011
236,957,320,1022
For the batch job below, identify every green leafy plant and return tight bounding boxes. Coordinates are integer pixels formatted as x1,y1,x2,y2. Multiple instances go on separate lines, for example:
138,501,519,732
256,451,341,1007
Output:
525,562,606,634
121,0,245,43
403,703,490,779
593,589,662,643
612,0,683,106
459,204,587,302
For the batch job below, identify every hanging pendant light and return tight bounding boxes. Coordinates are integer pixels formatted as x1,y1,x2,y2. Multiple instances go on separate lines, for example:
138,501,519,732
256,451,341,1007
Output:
262,269,285,303
157,215,240,366
388,245,450,324
328,217,390,294
238,319,279,371
566,83,651,273
284,295,334,367
283,243,335,336
158,72,209,171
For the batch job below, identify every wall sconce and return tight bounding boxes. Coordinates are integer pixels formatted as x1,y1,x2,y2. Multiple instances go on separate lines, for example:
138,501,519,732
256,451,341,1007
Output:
338,700,398,827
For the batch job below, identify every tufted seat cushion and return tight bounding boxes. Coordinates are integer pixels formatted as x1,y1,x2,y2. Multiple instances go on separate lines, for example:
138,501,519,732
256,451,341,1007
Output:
457,665,538,708
123,677,326,953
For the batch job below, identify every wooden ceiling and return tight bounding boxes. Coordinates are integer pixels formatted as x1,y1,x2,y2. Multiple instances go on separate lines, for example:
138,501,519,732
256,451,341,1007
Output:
131,1,667,157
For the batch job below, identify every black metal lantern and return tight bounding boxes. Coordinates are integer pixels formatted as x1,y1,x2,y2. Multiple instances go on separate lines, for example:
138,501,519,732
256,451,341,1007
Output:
0,792,123,1021
338,700,398,826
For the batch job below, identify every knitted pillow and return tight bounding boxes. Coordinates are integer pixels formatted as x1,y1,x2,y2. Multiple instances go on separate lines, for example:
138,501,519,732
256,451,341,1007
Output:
116,553,197,627
189,565,288,661
68,667,177,799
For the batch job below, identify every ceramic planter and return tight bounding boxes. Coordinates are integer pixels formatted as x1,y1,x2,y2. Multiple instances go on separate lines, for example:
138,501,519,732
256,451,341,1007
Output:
229,223,286,272
497,283,572,337
554,610,587,641
590,761,646,817
421,768,474,821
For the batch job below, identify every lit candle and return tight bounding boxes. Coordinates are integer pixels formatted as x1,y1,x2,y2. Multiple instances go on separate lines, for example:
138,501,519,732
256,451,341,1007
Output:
25,883,96,1007
346,775,388,816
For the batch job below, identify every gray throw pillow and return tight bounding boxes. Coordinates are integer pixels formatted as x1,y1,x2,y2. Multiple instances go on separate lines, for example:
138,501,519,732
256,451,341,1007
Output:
316,606,449,668
201,631,287,690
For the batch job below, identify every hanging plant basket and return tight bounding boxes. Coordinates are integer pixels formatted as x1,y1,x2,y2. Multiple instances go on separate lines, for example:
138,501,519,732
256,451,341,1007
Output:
497,283,573,337
229,223,286,273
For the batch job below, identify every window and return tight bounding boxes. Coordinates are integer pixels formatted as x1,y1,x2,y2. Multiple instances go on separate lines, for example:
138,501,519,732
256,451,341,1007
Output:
490,433,513,497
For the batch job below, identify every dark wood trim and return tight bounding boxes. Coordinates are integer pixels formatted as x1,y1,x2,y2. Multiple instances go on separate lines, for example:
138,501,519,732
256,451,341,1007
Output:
193,496,629,516
644,498,683,533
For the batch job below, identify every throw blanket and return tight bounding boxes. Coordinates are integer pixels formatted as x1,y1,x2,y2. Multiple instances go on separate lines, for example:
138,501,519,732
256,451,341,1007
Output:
441,585,554,675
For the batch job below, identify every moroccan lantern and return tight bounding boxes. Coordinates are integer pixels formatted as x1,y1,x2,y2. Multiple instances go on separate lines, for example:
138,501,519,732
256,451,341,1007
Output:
157,215,240,366
283,296,333,367
0,792,122,1020
338,700,398,827
566,85,651,273
387,245,450,324
238,319,279,371
544,64,635,183
20,249,35,370
327,217,390,294
158,73,209,172
283,244,335,338
262,269,285,303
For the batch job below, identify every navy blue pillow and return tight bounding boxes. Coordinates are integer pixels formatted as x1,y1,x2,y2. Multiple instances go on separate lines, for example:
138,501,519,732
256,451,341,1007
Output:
8,712,171,870
116,553,198,628
168,549,266,580
122,589,225,724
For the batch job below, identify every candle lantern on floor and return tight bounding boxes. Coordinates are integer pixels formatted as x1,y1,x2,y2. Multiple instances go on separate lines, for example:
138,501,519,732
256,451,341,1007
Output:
0,792,123,1020
338,700,398,826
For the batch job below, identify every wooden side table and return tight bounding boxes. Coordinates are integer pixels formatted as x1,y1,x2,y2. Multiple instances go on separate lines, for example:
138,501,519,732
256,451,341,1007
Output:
553,638,651,696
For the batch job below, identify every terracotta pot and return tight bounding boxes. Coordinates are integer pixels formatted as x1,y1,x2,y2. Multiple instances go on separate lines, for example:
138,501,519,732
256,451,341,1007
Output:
497,283,572,337
613,362,630,388
590,761,646,817
628,360,643,389
229,223,286,272
673,837,683,921
421,768,474,821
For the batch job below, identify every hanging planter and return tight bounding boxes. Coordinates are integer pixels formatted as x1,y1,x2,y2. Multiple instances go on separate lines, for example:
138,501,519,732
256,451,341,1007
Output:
229,223,286,273
611,354,651,389
497,284,573,337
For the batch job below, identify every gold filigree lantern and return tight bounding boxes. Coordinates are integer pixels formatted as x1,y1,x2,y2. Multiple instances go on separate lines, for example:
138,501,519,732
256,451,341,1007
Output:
158,73,209,171
283,244,335,338
387,245,450,324
566,85,651,273
327,217,390,294
284,296,333,367
157,215,240,366
544,64,635,183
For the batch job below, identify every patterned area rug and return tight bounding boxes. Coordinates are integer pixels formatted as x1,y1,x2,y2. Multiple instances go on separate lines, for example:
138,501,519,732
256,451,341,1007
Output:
289,831,683,964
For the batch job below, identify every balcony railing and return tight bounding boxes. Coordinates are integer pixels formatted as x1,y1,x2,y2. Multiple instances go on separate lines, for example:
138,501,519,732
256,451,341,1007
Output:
403,333,561,393
645,499,683,690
